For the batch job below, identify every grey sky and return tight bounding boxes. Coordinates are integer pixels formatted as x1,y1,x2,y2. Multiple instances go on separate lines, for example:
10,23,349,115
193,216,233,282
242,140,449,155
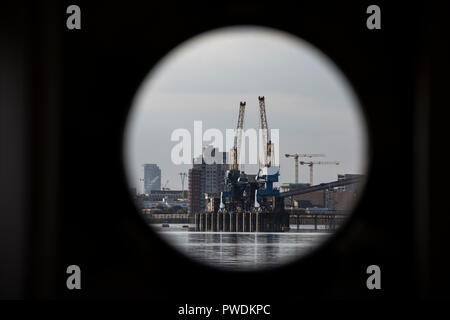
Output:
124,26,368,192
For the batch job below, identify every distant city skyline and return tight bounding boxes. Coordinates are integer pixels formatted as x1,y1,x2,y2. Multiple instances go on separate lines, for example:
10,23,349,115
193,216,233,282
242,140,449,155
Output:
124,26,368,192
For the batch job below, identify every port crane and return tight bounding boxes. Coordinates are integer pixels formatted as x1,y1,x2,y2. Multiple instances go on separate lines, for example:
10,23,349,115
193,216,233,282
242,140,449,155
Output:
219,102,246,211
254,96,280,210
299,161,339,185
258,96,272,167
219,97,281,212
284,153,325,183
232,101,246,171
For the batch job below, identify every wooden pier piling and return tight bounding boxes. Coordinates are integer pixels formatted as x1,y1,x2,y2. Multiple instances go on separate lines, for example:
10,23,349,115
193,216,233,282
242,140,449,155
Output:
195,210,290,232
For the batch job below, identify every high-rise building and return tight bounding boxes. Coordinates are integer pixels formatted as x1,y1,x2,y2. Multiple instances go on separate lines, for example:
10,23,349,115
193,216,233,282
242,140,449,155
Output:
194,146,228,193
143,164,161,193
188,146,229,215
188,168,202,216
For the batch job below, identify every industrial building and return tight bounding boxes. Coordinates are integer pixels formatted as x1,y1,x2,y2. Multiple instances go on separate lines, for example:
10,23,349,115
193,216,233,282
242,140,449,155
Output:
293,191,326,208
281,174,362,211
280,183,310,192
290,189,356,211
337,173,364,192
285,176,361,211
145,189,183,201
143,163,161,193
135,189,188,211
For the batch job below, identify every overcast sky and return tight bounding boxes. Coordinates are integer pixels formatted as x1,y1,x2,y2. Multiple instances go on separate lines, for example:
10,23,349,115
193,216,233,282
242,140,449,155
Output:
124,26,368,192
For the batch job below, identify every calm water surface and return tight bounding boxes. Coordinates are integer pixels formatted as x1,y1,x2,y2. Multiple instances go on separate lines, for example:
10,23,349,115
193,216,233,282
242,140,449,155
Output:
153,224,331,270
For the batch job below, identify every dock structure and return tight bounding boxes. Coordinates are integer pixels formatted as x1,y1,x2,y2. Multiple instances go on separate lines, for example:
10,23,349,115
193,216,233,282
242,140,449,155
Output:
194,210,289,232
192,177,361,232
194,210,346,232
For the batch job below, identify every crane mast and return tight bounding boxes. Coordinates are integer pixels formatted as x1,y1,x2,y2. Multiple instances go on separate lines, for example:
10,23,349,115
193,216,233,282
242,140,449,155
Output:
232,101,246,171
258,96,272,167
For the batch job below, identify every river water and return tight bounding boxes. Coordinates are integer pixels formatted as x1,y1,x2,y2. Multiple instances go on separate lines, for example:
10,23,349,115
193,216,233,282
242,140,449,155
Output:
152,224,331,270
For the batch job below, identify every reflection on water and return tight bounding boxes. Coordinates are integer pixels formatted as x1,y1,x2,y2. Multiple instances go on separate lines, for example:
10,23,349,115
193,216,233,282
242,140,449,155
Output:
153,224,330,270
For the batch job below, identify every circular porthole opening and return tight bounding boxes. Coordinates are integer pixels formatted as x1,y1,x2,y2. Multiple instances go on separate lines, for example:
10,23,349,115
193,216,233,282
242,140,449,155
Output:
123,26,369,271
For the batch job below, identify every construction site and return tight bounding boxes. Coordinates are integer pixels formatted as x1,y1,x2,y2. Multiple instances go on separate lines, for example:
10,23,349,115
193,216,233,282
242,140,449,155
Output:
192,96,364,232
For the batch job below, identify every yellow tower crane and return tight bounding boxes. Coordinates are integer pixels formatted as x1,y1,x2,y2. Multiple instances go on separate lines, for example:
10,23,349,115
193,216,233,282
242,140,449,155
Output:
284,153,325,183
299,160,339,185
